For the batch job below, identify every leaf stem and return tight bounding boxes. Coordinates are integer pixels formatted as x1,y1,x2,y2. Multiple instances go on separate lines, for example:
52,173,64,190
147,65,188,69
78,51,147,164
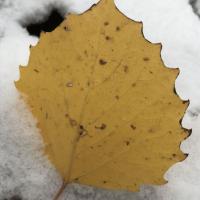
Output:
53,180,67,200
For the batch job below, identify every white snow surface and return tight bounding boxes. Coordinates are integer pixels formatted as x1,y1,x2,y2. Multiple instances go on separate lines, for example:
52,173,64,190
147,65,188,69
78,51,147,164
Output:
0,0,200,199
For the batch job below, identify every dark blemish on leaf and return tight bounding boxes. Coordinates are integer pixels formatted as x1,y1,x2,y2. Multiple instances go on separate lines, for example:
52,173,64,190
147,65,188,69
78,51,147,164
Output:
123,65,129,73
104,21,109,26
115,95,119,100
66,82,73,87
95,123,107,130
84,50,88,56
116,26,120,31
64,26,70,31
132,83,136,87
148,128,154,133
79,125,87,136
125,141,130,146
149,71,153,74
130,124,136,130
172,153,176,157
74,177,79,181
103,180,107,184
33,69,39,73
143,57,150,61
105,36,111,40
90,146,94,149
145,157,149,160
87,81,91,86
99,59,107,65
168,102,172,105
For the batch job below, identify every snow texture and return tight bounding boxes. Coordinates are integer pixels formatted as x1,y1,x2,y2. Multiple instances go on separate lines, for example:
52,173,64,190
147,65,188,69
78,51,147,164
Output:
190,0,200,17
0,0,200,199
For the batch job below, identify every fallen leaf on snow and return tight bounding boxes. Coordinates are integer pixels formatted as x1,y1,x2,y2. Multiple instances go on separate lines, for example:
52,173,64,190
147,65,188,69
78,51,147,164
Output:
15,0,188,194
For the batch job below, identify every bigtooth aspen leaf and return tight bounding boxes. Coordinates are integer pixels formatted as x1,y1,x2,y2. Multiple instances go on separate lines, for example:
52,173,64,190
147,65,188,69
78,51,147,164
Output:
16,0,188,193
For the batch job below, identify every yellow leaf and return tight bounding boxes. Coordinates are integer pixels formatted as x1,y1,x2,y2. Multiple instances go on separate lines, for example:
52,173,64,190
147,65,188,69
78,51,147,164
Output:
15,0,188,193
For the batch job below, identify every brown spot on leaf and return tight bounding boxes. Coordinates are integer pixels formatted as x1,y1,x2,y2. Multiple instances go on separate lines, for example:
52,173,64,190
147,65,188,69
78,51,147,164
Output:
143,57,150,61
84,50,88,56
87,81,91,86
116,26,120,31
34,69,39,73
115,95,119,100
64,26,70,31
79,125,87,136
99,59,107,65
95,123,107,130
130,124,136,130
123,65,129,73
105,36,111,40
132,83,136,87
148,128,154,133
125,141,130,146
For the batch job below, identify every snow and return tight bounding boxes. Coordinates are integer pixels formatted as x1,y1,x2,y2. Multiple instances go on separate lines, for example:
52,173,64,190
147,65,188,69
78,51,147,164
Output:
0,0,200,199
0,6,62,199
